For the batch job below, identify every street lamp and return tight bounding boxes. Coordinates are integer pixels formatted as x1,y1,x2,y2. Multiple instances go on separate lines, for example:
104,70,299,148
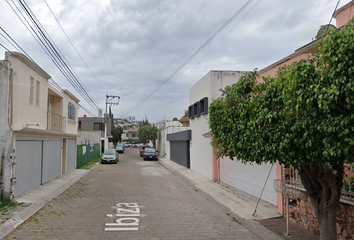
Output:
104,94,120,151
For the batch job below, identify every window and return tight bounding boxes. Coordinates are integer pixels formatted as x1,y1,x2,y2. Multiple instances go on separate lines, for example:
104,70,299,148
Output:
132,133,137,138
93,122,101,130
35,80,40,107
68,102,76,120
189,105,194,119
199,97,208,115
193,101,200,117
29,77,34,105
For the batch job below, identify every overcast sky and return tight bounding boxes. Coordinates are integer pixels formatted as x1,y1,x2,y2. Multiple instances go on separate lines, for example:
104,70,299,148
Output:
0,0,351,123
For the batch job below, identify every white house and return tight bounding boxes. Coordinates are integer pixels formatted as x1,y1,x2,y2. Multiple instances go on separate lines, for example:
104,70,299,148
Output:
189,70,278,206
0,51,80,199
157,120,190,159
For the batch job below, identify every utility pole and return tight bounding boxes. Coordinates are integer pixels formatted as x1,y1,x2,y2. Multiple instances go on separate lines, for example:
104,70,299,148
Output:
104,95,120,151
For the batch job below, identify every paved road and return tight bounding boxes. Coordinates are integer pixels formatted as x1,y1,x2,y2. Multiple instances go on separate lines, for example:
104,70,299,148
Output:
5,148,261,240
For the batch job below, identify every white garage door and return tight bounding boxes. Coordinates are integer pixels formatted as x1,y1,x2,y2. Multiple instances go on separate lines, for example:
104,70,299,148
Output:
42,140,62,184
15,141,42,196
220,158,277,205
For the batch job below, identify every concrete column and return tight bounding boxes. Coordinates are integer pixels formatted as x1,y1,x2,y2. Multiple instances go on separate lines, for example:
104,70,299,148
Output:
0,59,13,200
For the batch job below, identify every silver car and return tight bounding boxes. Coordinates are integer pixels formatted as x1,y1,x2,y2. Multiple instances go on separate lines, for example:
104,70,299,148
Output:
101,149,119,164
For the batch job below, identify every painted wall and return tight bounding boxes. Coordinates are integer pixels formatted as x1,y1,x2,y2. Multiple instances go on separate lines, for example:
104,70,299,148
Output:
334,1,354,28
8,53,50,131
189,70,246,180
189,71,213,179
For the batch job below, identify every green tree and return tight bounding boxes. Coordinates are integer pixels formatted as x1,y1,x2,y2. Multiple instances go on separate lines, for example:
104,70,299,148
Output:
172,117,178,121
208,19,354,240
111,126,122,147
183,109,189,117
141,115,149,126
138,125,158,147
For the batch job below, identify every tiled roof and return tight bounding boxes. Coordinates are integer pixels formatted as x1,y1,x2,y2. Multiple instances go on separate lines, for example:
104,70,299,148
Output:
179,116,189,122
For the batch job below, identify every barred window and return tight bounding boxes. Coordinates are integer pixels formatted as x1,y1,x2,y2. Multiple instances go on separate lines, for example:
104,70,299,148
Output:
68,102,76,120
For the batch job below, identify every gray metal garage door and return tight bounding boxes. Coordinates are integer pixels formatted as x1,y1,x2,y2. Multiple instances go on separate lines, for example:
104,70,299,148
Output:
170,141,190,168
15,141,42,196
66,139,76,172
42,140,61,184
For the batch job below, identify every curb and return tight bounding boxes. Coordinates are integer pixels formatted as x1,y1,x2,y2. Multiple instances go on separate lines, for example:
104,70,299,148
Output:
158,159,284,240
0,166,95,240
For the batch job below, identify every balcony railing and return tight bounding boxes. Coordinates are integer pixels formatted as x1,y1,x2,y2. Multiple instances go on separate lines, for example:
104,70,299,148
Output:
47,111,65,132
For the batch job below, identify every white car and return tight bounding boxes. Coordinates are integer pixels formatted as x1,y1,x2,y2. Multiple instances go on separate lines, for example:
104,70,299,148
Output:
101,149,119,164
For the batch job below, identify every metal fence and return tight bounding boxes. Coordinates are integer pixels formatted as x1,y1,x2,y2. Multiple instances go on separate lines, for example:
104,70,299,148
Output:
77,143,100,168
285,165,354,202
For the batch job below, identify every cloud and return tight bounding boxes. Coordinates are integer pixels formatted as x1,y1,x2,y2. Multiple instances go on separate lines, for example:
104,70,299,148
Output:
1,0,351,122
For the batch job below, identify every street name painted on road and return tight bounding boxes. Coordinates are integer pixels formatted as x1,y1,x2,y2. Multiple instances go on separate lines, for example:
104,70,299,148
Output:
104,203,141,231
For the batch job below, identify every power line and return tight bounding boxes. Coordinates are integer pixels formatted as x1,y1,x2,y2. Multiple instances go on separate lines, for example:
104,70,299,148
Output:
43,0,108,94
122,0,255,116
144,0,261,115
19,0,100,109
6,0,100,112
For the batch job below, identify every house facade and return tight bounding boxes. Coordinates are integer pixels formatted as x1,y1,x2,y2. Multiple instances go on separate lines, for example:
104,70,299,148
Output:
0,51,80,199
188,70,279,206
77,115,112,154
157,120,190,165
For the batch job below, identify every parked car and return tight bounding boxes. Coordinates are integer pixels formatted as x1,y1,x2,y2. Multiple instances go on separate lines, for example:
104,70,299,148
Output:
101,149,119,164
139,145,151,157
117,143,125,150
124,143,131,148
143,147,158,160
116,145,124,154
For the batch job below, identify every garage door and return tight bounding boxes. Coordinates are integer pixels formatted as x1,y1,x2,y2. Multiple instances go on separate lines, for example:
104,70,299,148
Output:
42,140,61,184
15,141,42,196
170,141,190,168
220,159,277,205
66,139,76,172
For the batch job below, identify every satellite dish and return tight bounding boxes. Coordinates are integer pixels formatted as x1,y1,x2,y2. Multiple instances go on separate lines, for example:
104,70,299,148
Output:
316,24,337,39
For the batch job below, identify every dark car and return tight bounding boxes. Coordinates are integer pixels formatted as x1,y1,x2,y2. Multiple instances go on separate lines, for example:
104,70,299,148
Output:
117,143,125,150
116,145,124,154
139,145,151,157
101,149,118,164
143,147,158,160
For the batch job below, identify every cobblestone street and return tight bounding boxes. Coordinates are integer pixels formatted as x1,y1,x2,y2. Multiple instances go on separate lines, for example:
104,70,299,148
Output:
5,148,261,240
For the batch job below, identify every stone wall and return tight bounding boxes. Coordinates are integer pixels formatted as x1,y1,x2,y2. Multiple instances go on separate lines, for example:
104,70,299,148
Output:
285,189,354,239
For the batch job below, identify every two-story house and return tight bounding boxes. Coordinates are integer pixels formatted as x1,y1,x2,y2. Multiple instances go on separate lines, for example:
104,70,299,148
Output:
78,115,112,154
0,51,80,199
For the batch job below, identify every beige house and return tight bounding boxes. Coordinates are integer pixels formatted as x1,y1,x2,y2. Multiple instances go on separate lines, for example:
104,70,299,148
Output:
0,51,80,199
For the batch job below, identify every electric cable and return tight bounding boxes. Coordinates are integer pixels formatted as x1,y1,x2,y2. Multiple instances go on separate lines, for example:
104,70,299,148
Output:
123,0,254,117
43,0,108,94
6,0,100,111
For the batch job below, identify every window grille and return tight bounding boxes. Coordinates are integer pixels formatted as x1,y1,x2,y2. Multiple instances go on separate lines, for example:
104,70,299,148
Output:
68,102,76,120
284,165,354,202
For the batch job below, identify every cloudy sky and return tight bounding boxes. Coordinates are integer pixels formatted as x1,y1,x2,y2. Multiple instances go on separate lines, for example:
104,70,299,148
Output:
0,0,351,123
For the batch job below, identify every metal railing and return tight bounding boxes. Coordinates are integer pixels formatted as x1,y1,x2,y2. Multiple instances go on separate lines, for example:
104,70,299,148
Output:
284,165,354,202
47,111,66,132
